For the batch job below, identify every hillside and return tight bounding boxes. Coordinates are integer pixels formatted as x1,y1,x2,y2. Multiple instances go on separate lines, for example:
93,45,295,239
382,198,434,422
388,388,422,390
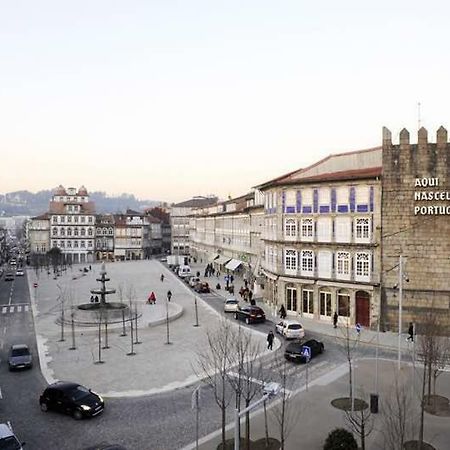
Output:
0,189,160,217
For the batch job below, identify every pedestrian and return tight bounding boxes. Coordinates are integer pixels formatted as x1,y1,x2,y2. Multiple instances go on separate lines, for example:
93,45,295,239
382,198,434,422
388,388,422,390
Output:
230,275,234,284
333,311,338,328
148,291,156,304
279,304,286,319
267,331,274,350
239,287,244,298
248,290,253,302
244,278,248,288
217,270,220,278
407,322,414,342
89,265,92,271
167,290,172,302
160,273,164,282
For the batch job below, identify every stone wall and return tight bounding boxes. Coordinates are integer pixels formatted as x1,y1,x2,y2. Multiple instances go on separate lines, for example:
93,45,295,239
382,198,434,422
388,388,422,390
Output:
381,126,450,331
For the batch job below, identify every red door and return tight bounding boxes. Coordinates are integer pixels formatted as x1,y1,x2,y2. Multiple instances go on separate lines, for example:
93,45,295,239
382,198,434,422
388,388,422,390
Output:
355,291,370,327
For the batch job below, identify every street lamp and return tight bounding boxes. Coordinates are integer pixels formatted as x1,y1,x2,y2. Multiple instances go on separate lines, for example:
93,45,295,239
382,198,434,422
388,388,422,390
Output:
234,382,280,450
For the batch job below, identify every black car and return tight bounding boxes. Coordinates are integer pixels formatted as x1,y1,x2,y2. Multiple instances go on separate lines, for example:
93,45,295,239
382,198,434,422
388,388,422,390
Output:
40,382,104,420
235,306,266,324
284,339,324,363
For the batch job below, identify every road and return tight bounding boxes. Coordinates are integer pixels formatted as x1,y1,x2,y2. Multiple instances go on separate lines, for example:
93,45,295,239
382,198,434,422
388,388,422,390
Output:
0,269,398,450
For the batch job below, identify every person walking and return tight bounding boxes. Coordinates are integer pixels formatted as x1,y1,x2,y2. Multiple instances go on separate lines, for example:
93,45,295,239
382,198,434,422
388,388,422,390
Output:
160,273,164,282
148,291,156,304
407,322,414,342
279,304,286,319
267,331,274,350
167,290,172,302
333,311,338,329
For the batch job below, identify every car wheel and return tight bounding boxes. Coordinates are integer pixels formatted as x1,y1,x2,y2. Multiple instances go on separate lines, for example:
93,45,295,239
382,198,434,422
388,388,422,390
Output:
40,402,48,412
245,318,250,325
73,409,83,420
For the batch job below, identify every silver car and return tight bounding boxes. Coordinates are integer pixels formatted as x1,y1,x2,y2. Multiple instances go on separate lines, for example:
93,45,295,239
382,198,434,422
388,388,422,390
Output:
8,344,33,371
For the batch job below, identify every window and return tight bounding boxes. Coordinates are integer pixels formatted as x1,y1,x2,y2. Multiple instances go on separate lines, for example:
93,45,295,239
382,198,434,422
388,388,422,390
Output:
60,241,65,248
74,228,79,236
74,216,79,223
356,185,369,204
317,217,332,242
67,241,72,248
88,216,93,223
337,186,348,204
67,228,72,236
335,217,351,243
284,219,297,238
319,187,330,205
355,252,370,280
355,218,370,242
60,228,65,236
109,228,114,235
319,291,332,317
302,188,313,205
74,240,79,248
81,228,86,236
88,228,93,236
61,216,65,223
52,228,58,236
52,216,57,224
97,239,101,248
285,190,296,209
337,293,350,317
286,287,297,312
81,241,85,248
301,219,313,240
67,216,72,223
302,289,314,315
318,251,332,278
284,249,297,273
81,216,85,223
301,250,314,275
336,252,350,279
88,240,93,248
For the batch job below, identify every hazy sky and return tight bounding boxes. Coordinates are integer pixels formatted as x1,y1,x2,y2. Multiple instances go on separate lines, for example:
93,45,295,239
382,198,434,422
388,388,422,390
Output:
1,1,450,202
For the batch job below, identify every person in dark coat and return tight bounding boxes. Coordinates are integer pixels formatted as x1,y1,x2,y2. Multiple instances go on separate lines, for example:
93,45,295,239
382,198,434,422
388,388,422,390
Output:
267,331,275,350
333,311,338,329
279,305,286,319
167,290,172,302
248,290,253,302
407,322,414,342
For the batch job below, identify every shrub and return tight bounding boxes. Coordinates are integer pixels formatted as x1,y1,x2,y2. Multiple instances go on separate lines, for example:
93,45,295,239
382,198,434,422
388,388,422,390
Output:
323,428,358,450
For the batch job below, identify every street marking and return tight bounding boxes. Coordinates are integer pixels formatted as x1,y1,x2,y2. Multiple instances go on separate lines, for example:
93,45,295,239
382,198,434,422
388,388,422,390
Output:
25,305,29,312
2,307,7,314
0,388,2,399
17,306,22,312
9,306,14,313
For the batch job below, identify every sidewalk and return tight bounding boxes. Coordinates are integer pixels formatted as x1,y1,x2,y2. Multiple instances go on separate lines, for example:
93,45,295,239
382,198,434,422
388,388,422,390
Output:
192,358,450,450
188,261,413,352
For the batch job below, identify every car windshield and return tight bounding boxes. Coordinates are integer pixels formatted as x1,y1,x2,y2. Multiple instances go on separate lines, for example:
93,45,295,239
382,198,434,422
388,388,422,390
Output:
227,300,237,304
288,324,302,330
68,385,90,402
0,436,21,450
11,348,29,357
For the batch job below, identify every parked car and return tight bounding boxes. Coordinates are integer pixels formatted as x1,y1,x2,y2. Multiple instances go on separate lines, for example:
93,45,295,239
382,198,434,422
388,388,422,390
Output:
284,339,324,363
275,319,305,340
0,422,25,449
189,276,201,288
194,282,210,293
8,344,33,370
40,381,104,419
235,306,266,324
4,273,14,281
224,298,239,312
15,269,24,277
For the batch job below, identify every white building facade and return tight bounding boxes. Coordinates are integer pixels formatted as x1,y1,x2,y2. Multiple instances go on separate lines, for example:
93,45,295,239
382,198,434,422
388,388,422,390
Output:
257,147,382,327
48,186,96,264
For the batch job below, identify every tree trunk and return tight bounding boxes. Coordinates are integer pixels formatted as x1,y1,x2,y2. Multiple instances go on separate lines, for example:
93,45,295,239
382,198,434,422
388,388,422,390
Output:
245,399,250,450
361,420,365,450
264,400,269,447
221,406,226,448
419,363,427,450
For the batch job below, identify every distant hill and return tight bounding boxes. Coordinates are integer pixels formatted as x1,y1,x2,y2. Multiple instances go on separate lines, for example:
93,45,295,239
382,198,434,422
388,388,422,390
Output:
0,189,161,217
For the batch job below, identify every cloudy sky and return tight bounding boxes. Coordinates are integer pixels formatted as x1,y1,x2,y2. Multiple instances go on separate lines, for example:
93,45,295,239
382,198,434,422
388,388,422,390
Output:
1,0,450,202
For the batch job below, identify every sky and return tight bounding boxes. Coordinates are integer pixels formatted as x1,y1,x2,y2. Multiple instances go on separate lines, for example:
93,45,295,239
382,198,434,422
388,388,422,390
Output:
1,0,450,203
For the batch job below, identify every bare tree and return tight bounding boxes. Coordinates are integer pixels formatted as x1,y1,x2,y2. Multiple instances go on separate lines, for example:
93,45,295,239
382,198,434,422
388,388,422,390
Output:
380,374,415,450
226,324,264,449
195,319,234,448
270,353,301,450
344,391,374,450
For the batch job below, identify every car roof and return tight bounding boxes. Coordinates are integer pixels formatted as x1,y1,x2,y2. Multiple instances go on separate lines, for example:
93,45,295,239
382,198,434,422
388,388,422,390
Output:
48,381,82,391
11,344,29,350
280,319,302,325
0,424,14,439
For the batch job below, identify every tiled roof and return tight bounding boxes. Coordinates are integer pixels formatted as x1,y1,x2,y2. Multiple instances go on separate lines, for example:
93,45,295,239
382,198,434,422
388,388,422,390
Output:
31,213,50,220
173,197,218,208
255,146,381,189
48,201,96,214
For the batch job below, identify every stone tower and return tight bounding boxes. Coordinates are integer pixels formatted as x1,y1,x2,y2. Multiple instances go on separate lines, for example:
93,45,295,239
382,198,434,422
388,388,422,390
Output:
380,126,450,331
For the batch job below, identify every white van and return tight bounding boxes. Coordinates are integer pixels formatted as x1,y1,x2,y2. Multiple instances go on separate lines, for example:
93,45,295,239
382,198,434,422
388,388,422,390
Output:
177,265,192,278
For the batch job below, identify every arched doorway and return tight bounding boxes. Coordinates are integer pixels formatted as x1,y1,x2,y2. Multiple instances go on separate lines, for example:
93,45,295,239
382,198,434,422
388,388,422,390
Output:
355,291,370,327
